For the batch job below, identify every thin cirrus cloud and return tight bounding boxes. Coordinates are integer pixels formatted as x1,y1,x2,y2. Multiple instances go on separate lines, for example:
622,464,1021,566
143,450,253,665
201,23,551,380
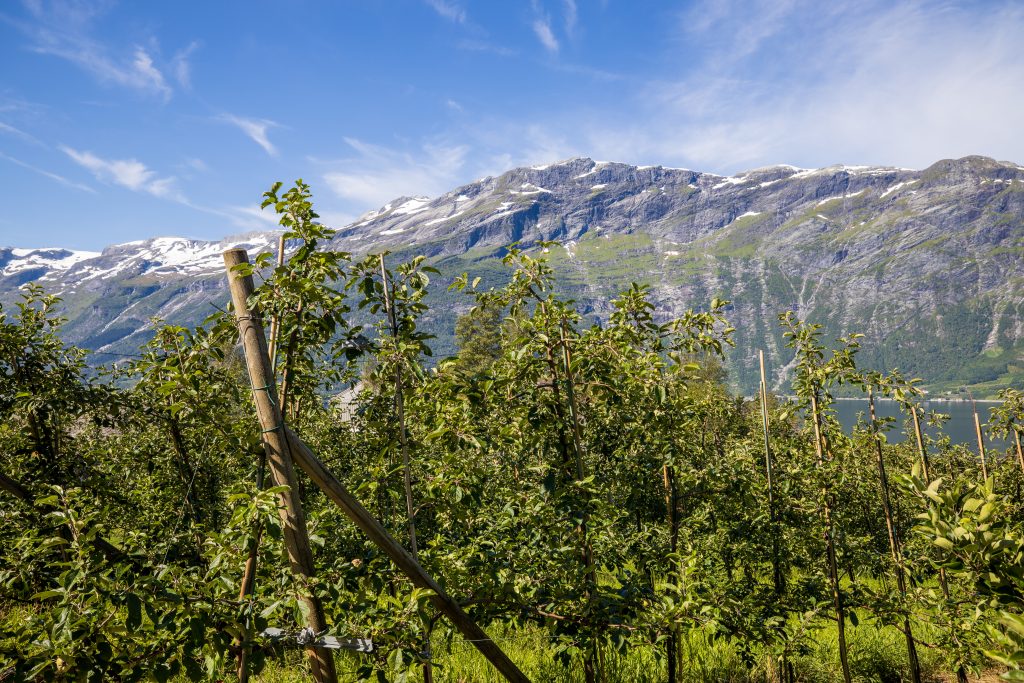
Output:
169,41,199,89
9,1,186,101
530,0,579,54
37,40,173,100
425,0,467,24
60,145,180,199
532,18,559,53
0,120,44,146
562,0,577,37
219,114,279,157
0,151,95,193
26,145,279,231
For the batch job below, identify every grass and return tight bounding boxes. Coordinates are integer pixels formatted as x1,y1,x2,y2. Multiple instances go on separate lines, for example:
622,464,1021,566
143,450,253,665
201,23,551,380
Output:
241,616,967,683
3,588,994,682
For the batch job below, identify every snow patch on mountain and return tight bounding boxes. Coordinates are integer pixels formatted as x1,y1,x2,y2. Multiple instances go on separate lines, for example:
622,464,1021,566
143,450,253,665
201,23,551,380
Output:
3,248,101,276
392,197,431,216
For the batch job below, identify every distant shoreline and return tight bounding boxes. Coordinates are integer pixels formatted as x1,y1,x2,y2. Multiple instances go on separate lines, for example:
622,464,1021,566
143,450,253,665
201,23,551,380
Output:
831,396,1001,404
760,395,1002,404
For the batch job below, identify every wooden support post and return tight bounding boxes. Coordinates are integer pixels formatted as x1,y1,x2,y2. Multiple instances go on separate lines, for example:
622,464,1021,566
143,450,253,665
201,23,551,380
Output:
974,408,988,480
1015,429,1024,474
379,255,419,556
868,389,922,683
559,320,600,683
759,350,782,594
224,249,338,683
236,235,284,683
268,234,287,367
379,256,432,682
910,405,931,482
760,351,789,683
283,429,531,683
907,403,967,683
809,392,852,683
224,248,530,683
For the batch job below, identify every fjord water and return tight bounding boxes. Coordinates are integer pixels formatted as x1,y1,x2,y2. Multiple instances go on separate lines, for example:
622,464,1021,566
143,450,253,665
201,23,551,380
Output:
831,399,1011,451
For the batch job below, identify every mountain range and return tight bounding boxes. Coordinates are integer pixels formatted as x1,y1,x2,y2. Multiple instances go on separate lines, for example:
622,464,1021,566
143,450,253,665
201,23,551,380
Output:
3,155,1023,397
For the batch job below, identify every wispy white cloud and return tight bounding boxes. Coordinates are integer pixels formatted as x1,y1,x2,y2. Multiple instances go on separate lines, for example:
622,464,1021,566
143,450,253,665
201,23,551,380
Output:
0,121,44,146
0,150,95,192
60,146,180,198
36,36,173,99
532,18,559,53
182,157,208,173
219,114,279,156
321,137,470,209
563,0,578,37
425,0,466,24
33,37,172,99
170,41,199,89
9,1,183,100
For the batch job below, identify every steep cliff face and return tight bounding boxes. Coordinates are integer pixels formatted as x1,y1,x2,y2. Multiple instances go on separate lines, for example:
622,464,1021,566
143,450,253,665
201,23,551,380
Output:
4,155,1023,395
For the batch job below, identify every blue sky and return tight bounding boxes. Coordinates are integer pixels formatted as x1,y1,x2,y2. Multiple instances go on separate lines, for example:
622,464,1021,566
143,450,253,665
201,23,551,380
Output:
1,0,1023,250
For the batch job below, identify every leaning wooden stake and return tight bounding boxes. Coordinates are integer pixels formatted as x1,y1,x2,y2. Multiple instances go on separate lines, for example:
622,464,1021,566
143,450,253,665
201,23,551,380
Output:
809,392,852,683
281,429,530,683
379,255,432,683
759,351,783,595
1015,428,1024,474
224,249,338,683
760,352,791,683
558,320,601,683
907,403,968,683
379,255,419,556
868,389,922,683
973,404,989,479
236,236,286,683
910,405,931,481
224,248,530,683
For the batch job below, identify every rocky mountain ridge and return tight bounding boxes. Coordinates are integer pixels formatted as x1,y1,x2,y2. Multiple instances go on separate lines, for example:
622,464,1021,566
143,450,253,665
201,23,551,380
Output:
4,155,1023,396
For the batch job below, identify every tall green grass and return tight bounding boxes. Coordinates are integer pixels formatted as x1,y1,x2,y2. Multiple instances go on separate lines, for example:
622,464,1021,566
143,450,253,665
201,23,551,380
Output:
249,617,955,683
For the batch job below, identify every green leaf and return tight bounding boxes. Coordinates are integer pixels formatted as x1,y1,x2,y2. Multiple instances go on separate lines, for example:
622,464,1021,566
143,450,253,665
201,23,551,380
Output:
125,593,142,631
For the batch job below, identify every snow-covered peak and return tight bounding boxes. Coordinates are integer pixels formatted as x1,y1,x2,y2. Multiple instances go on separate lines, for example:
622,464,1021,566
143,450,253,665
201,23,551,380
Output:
2,247,101,276
391,196,432,216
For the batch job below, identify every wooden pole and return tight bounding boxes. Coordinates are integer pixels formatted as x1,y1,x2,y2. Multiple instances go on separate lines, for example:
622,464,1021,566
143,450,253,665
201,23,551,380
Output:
558,319,600,683
379,255,419,556
283,428,531,682
224,248,337,683
268,234,287,366
868,389,922,683
759,351,783,594
379,255,432,682
910,405,931,482
236,236,285,683
973,406,988,480
1015,429,1024,474
906,402,967,683
662,460,678,683
224,249,529,683
809,392,852,683
760,352,791,683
